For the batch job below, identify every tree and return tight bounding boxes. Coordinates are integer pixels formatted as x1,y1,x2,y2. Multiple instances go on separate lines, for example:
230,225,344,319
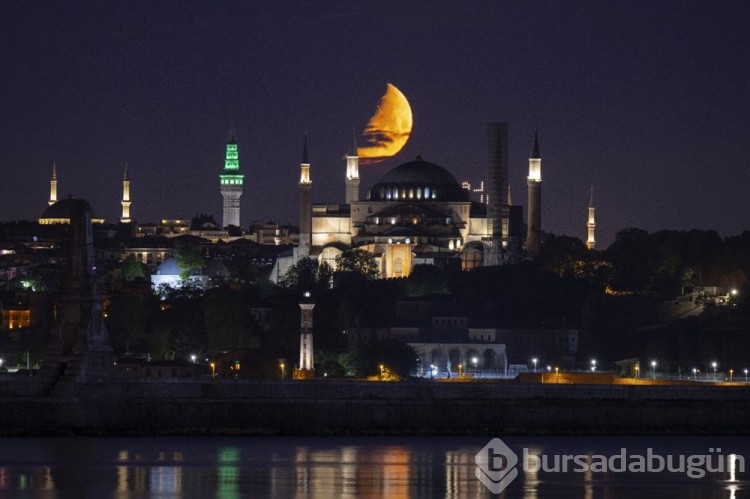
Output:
335,249,379,280
405,264,449,296
279,257,332,292
174,242,204,280
120,254,147,281
203,287,249,352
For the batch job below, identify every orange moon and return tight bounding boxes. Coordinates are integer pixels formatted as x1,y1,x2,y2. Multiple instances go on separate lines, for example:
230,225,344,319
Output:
358,83,413,163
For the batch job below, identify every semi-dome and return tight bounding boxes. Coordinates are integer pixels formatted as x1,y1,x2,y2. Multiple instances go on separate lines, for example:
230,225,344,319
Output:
367,156,468,202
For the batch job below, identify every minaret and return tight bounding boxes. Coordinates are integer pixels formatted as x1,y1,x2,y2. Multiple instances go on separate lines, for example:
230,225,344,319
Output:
294,292,315,379
299,134,312,257
120,163,131,223
49,161,58,206
526,130,542,256
586,186,596,250
345,130,360,203
219,137,244,229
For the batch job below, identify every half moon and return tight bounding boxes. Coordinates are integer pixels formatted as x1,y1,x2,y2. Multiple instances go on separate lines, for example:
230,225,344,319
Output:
358,83,413,163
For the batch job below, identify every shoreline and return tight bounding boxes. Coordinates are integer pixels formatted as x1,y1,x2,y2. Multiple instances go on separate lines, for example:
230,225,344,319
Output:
3,378,750,437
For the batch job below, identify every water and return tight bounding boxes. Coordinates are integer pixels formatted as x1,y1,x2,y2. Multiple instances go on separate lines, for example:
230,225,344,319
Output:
0,436,746,498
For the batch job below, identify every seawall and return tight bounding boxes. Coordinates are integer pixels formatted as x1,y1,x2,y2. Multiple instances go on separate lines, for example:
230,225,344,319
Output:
2,377,750,436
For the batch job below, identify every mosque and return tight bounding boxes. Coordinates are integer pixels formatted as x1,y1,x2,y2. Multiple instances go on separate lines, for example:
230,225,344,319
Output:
271,121,597,281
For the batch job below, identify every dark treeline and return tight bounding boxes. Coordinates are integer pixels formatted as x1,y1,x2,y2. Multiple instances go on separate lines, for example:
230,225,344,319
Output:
2,227,750,375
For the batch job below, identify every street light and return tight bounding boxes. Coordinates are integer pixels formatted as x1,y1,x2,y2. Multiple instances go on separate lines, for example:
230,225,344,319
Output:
280,362,285,379
532,358,538,373
635,365,640,379
210,362,216,378
651,360,657,380
692,367,697,381
190,354,196,363
379,364,384,381
591,359,597,372
712,362,718,381
745,369,748,382
458,363,463,376
730,369,734,382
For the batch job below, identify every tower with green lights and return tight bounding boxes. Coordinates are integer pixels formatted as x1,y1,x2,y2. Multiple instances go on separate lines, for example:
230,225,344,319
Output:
220,137,244,229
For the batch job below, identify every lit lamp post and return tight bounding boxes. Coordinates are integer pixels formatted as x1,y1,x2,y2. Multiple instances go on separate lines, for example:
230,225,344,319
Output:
190,354,196,364
745,369,748,383
635,365,640,379
730,369,734,382
379,364,384,381
591,359,597,372
458,363,463,376
532,357,538,373
712,362,718,381
472,357,478,376
210,362,216,378
280,362,285,379
651,360,657,380
692,368,697,381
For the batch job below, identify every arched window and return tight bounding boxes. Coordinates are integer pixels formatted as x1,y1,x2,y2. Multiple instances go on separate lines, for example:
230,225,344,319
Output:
394,258,403,275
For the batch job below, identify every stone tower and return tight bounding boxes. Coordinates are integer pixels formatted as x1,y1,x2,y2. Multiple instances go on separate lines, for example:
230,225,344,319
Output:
345,130,360,204
299,134,312,257
294,292,315,379
120,162,131,223
485,122,510,265
586,186,596,250
220,137,244,229
526,131,542,256
49,161,58,206
46,199,114,383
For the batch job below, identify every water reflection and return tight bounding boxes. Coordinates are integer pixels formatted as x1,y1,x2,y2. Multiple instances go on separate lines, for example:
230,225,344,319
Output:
0,436,746,497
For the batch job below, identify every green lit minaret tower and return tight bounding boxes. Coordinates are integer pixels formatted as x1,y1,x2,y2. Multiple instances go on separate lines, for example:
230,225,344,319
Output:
220,137,244,229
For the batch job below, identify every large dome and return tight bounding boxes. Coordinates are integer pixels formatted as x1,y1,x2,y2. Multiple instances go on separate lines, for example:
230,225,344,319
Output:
41,198,97,220
367,156,467,202
38,197,104,224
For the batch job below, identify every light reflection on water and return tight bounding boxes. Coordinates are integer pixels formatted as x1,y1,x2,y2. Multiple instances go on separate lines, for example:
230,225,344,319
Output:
0,436,746,498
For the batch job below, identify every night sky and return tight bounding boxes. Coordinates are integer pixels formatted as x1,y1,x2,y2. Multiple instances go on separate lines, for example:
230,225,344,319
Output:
2,1,749,249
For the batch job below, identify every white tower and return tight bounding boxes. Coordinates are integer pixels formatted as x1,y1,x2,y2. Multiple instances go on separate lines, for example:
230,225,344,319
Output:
299,134,312,257
586,186,596,250
526,130,542,256
294,292,315,379
220,137,244,229
120,163,131,223
345,130,360,204
49,161,58,206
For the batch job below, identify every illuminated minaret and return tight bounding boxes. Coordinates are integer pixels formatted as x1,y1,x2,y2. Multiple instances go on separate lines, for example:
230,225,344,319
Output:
294,292,315,379
345,130,360,203
526,130,542,256
586,186,596,250
299,134,312,257
120,163,131,223
219,137,244,229
49,161,58,206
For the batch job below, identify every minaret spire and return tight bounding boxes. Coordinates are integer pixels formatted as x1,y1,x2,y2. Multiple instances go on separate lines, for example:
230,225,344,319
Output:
586,186,596,250
219,135,244,229
526,129,542,256
299,133,312,257
345,128,360,203
120,162,131,223
49,161,58,206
